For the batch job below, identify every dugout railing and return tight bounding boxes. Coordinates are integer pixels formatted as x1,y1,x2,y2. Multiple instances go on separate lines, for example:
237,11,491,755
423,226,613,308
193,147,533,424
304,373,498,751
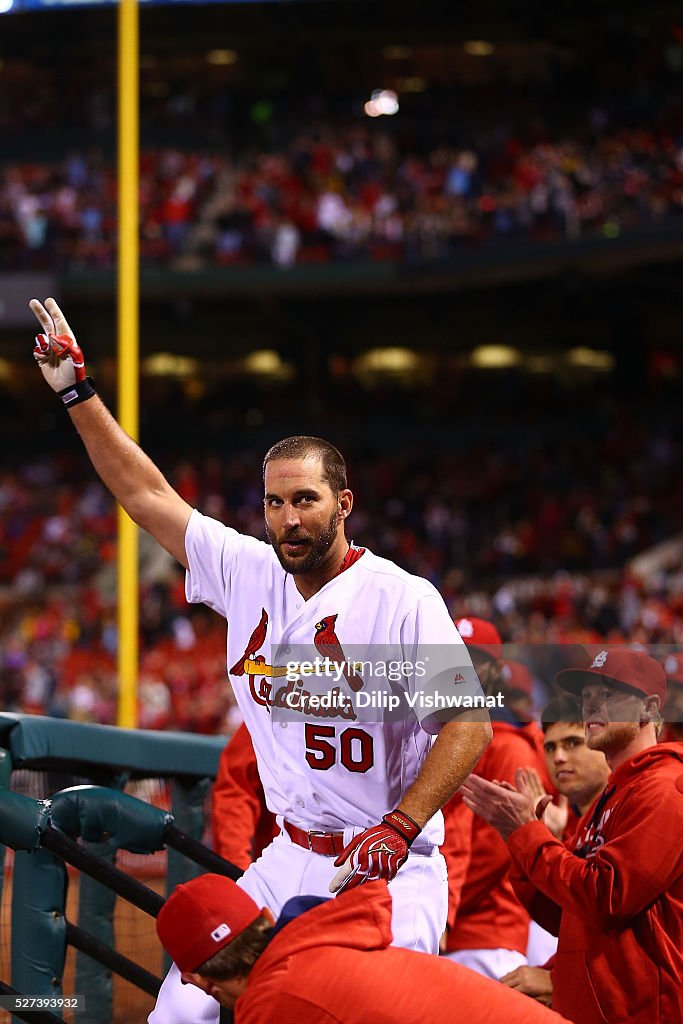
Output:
0,714,232,1024
0,786,241,1024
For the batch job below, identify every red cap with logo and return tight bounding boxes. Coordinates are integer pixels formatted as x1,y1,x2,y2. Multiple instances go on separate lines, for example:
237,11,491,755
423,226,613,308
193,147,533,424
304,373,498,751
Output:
500,659,534,697
156,874,262,973
662,653,683,687
556,649,667,702
454,617,502,661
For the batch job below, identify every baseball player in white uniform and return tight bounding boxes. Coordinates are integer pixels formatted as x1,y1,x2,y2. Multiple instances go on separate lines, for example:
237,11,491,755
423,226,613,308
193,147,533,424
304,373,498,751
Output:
30,298,492,1024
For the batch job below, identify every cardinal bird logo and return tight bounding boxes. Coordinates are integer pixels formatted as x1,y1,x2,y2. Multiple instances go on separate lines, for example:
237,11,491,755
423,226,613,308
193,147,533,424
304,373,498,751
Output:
314,614,364,692
230,609,268,676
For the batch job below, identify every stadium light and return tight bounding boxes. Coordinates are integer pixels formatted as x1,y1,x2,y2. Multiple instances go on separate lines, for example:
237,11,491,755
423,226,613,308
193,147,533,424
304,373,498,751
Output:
470,345,521,368
364,89,399,118
567,348,615,371
142,353,199,377
354,347,421,378
242,350,294,380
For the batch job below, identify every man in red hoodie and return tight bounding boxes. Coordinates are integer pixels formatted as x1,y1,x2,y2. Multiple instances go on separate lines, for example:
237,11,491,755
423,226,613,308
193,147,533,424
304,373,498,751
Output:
501,693,610,1007
462,648,683,1024
156,873,571,1024
443,617,551,979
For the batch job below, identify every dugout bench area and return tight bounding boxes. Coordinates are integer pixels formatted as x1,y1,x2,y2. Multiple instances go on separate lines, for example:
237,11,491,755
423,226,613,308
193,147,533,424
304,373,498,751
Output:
0,713,238,1024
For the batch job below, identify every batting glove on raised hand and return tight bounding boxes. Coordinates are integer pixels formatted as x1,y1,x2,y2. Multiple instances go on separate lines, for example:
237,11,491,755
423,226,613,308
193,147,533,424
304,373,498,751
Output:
30,297,96,407
329,810,421,895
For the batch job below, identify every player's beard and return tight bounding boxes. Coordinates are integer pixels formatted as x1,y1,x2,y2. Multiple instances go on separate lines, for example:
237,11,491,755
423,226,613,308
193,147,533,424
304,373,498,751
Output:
585,719,640,754
267,508,339,574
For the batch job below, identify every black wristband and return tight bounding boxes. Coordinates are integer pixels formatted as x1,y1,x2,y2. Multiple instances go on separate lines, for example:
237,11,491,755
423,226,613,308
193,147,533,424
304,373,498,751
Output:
59,376,96,408
383,810,421,846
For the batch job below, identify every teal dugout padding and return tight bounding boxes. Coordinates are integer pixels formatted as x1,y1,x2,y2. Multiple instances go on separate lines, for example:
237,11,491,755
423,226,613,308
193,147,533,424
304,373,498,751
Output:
0,716,226,1023
12,848,67,1001
51,785,171,1024
0,748,12,912
52,775,127,1024
74,840,116,1024
0,791,65,1012
50,787,171,853
0,790,50,852
0,714,224,780
1,786,174,1022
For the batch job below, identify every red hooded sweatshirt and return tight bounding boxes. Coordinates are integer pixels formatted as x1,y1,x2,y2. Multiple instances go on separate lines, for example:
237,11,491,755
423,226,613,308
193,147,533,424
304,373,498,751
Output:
509,743,683,1024
234,881,570,1024
443,720,548,953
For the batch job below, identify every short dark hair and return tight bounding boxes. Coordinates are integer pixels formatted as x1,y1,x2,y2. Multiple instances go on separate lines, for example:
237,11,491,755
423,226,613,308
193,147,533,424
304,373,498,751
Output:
541,694,584,734
263,436,348,494
196,915,273,980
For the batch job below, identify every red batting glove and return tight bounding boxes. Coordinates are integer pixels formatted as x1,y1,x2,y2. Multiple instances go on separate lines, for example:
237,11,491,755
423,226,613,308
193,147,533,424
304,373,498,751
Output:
31,298,96,408
33,332,86,388
329,810,421,895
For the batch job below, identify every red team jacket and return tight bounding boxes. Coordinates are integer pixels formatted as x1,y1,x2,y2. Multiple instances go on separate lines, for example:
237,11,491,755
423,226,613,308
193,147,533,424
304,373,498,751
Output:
443,720,548,954
212,723,278,870
510,743,683,1024
234,882,570,1024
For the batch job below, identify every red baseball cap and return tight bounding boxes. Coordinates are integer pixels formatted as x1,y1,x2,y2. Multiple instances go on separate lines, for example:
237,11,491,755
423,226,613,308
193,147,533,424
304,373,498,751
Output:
556,649,667,703
662,653,683,687
455,617,502,660
500,659,534,698
157,874,262,973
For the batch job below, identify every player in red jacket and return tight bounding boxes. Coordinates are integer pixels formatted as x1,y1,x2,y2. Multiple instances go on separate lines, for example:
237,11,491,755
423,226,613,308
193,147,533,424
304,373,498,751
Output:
462,648,683,1024
500,693,610,1007
156,874,571,1024
442,619,550,979
212,723,278,870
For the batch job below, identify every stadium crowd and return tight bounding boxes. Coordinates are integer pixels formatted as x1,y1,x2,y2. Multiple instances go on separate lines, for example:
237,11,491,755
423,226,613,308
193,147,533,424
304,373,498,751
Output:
2,120,682,272
3,13,683,272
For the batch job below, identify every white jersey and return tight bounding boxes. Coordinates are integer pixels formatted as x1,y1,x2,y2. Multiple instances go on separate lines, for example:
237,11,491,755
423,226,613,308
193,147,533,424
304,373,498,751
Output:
185,509,481,847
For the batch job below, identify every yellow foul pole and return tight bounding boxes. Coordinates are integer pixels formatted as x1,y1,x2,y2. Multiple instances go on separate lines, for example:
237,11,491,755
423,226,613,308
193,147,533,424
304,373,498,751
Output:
117,0,140,728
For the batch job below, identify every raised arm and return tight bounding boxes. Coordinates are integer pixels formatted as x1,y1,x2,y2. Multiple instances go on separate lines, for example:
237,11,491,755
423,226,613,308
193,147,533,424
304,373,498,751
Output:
30,297,192,567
